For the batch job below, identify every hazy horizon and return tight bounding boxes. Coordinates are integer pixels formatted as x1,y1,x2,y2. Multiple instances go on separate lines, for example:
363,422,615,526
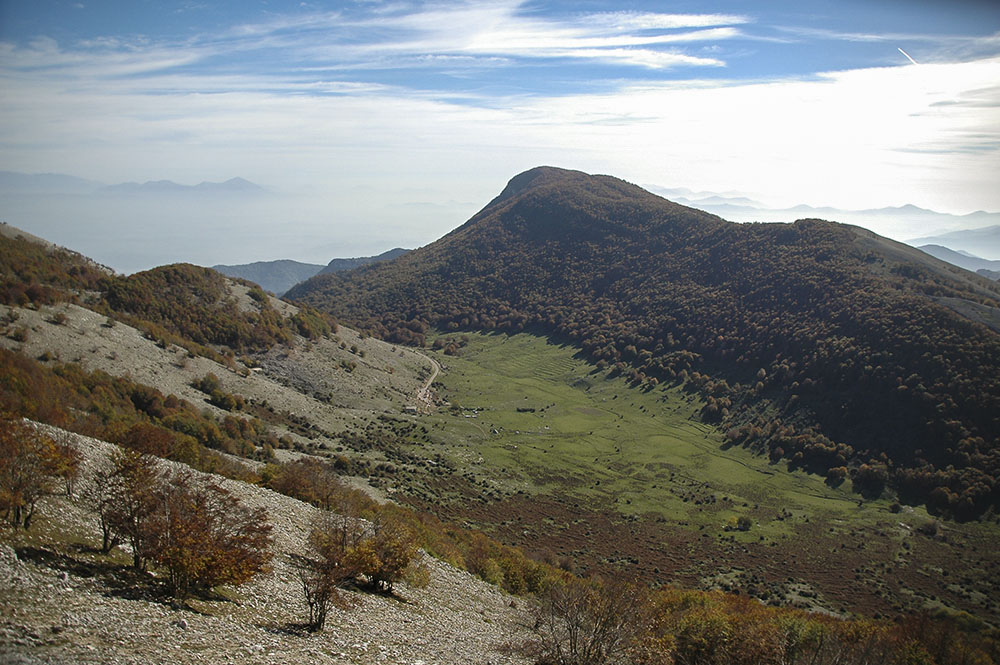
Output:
2,1,999,271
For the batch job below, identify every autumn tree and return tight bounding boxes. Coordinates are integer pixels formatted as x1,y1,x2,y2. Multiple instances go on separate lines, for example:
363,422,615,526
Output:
267,457,347,511
347,510,421,594
144,470,273,601
84,455,124,554
96,448,160,567
50,431,82,497
0,415,59,529
299,511,363,631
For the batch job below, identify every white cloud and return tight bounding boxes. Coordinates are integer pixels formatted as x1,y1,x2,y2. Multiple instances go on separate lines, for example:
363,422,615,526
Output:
585,11,749,31
1,2,999,267
521,58,1000,215
220,1,743,70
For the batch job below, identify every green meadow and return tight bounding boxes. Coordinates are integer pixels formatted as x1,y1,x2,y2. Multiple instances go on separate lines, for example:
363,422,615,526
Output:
420,331,914,538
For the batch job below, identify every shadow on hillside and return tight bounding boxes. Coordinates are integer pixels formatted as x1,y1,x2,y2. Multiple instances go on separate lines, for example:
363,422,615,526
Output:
15,544,233,610
16,545,172,604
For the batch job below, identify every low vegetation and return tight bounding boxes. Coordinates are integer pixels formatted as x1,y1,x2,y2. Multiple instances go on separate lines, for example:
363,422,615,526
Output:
530,575,1000,665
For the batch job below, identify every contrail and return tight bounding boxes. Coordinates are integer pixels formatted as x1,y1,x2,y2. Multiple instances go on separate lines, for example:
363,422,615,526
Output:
898,47,918,65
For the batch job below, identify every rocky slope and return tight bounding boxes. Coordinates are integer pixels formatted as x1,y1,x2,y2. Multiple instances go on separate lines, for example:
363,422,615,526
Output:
0,425,534,665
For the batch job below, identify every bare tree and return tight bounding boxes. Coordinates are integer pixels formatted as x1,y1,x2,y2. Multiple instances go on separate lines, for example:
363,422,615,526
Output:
533,575,647,665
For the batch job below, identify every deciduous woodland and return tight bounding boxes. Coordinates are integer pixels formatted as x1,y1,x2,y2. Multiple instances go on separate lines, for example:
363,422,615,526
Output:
288,167,1000,519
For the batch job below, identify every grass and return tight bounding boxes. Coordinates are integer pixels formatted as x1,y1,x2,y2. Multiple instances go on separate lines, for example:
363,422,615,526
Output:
399,331,1000,625
421,331,900,535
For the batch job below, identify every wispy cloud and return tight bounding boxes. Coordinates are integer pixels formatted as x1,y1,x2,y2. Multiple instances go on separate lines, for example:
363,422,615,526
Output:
773,25,1000,63
0,1,748,100
1,0,999,247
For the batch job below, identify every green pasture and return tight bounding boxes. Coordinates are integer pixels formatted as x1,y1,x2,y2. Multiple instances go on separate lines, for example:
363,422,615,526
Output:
420,331,919,538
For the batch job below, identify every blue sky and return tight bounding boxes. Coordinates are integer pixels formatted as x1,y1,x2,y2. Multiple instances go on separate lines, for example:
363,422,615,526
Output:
1,1,999,270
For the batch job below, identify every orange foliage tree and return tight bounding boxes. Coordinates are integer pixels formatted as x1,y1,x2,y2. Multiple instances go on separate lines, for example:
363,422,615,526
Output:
0,415,78,529
144,470,273,600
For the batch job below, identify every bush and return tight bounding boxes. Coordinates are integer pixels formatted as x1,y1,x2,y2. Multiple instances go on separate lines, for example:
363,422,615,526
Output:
532,575,647,665
0,415,62,529
145,470,273,600
347,511,420,593
299,512,363,631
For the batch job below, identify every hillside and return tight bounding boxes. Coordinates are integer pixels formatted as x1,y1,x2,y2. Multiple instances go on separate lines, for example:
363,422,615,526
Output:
287,166,1000,519
212,259,325,296
0,426,531,665
211,249,412,297
917,244,1000,273
318,248,411,275
4,215,1000,654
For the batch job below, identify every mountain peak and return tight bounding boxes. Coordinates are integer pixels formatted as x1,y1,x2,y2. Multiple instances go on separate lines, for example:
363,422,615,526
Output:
486,166,590,208
466,166,724,245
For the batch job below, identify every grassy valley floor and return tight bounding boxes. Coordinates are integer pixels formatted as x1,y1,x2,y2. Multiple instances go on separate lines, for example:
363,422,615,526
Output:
386,331,1000,627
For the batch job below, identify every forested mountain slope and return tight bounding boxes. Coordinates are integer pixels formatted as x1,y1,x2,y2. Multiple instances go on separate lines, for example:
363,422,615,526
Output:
212,259,325,296
287,167,1000,519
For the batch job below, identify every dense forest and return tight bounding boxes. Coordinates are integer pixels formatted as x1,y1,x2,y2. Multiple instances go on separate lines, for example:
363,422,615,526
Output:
287,167,1000,519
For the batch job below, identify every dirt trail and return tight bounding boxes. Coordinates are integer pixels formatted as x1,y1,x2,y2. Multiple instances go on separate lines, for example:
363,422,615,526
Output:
414,351,441,410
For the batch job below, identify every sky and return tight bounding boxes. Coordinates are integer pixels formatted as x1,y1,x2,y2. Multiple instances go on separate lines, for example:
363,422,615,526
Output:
1,0,999,272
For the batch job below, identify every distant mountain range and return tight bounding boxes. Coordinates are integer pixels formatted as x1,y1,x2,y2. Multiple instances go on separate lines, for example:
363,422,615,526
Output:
101,177,264,195
916,244,1000,275
0,171,101,193
213,248,410,295
0,171,266,196
649,186,1000,260
908,225,1000,260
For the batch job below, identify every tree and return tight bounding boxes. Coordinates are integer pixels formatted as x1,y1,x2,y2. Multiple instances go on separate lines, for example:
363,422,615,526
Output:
102,448,160,568
0,415,58,529
532,575,647,665
50,431,82,497
267,458,345,510
144,470,273,601
347,510,420,594
298,512,362,631
84,456,124,554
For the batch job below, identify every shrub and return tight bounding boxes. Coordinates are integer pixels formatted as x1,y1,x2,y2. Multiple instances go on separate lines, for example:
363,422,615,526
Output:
193,373,223,395
347,511,420,593
145,470,273,600
0,416,60,529
299,512,363,631
7,326,28,342
532,575,647,665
